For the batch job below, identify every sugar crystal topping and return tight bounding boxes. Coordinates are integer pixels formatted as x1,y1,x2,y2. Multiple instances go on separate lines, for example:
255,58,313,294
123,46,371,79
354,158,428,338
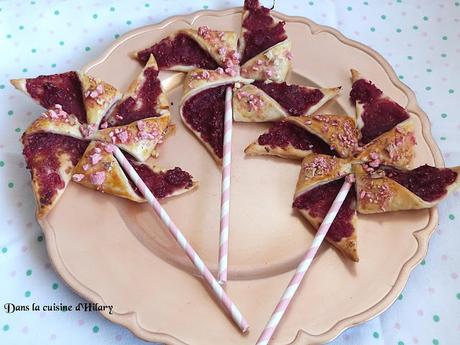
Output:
236,90,264,111
302,156,337,179
196,26,240,76
79,123,97,138
312,115,358,153
85,82,106,105
41,104,76,124
359,179,393,211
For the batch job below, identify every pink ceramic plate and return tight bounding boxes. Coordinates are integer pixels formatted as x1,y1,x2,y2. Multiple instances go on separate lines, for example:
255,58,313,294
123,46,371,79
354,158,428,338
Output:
39,8,443,345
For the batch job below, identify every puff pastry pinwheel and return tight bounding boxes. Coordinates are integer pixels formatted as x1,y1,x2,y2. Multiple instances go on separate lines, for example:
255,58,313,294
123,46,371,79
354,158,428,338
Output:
242,68,422,261
13,54,196,218
285,69,460,261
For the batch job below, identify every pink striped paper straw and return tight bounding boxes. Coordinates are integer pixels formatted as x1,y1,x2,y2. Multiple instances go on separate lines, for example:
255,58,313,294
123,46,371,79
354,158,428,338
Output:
256,175,355,345
113,146,249,333
218,86,233,284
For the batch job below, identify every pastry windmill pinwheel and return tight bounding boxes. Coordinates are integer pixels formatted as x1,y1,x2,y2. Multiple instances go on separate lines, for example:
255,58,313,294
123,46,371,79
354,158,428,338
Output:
13,54,197,218
243,68,460,262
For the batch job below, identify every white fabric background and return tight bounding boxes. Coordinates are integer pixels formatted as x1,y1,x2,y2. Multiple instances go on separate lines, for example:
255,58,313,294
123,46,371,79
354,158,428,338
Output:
0,1,459,344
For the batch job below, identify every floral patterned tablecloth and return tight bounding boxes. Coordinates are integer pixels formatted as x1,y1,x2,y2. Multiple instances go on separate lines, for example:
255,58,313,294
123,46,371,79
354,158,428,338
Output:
1,1,459,344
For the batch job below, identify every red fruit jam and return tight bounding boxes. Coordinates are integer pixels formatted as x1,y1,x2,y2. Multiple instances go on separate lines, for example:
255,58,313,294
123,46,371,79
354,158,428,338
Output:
241,0,287,63
350,79,409,144
182,85,227,159
136,33,219,70
109,67,163,126
129,161,194,199
349,79,383,104
360,99,410,144
382,165,457,202
22,133,89,206
257,121,334,154
26,71,86,123
253,81,324,116
293,178,356,242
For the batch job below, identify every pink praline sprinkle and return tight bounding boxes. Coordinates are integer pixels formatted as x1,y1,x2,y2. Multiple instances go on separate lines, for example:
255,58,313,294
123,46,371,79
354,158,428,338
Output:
72,174,85,182
90,171,106,185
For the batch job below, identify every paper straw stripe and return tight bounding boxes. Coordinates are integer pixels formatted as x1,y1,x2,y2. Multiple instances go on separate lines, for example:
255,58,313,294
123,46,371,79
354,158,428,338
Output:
221,202,230,216
113,147,249,333
222,186,231,200
255,177,354,345
218,86,233,284
220,238,229,254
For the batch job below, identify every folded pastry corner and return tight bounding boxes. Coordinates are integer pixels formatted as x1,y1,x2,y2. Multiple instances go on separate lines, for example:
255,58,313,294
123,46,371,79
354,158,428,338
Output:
105,54,170,127
285,114,359,158
179,28,239,68
239,0,291,82
22,131,89,218
354,119,416,169
134,27,239,73
72,141,144,202
182,68,252,101
25,106,86,140
240,40,292,82
11,71,88,124
354,163,460,214
128,159,199,200
94,114,171,162
233,84,283,122
73,141,198,202
293,154,359,261
233,81,340,122
78,72,122,128
11,71,121,126
350,69,410,144
10,78,26,94
244,120,335,161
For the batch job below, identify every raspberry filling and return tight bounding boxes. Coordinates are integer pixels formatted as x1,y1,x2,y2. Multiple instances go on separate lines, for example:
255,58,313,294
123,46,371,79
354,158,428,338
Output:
136,33,219,70
350,79,409,144
253,81,324,116
128,160,194,199
293,178,356,242
22,133,89,206
182,85,227,159
109,67,163,126
382,165,458,202
25,71,86,123
349,79,383,104
241,0,287,63
257,121,334,154
360,99,409,144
